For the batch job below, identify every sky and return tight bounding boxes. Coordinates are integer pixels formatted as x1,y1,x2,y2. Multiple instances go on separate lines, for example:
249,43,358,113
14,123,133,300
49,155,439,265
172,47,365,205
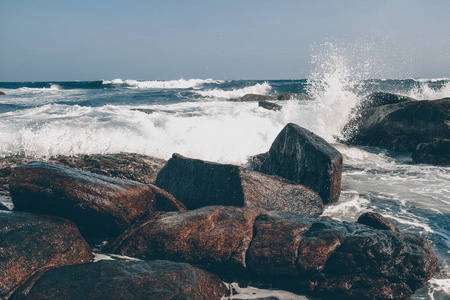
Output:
1,0,450,81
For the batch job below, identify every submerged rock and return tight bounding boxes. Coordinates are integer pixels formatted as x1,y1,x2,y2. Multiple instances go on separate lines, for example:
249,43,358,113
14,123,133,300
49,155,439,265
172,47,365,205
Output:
155,153,323,216
12,260,228,300
10,161,157,243
412,139,450,165
258,100,282,111
111,206,437,300
343,98,450,152
235,94,276,102
254,123,343,204
0,211,92,299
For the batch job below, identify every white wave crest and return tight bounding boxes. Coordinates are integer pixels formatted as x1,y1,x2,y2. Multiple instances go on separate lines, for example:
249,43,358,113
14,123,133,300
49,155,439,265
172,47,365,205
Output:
406,80,450,100
102,78,223,89
195,82,272,99
16,84,61,93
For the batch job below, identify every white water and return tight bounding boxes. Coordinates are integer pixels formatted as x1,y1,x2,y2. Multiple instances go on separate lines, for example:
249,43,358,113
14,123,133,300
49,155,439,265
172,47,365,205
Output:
195,82,272,99
102,78,223,89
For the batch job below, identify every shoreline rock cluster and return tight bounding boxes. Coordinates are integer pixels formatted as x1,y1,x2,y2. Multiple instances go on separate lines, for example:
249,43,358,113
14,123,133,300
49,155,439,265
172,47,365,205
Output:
0,121,440,299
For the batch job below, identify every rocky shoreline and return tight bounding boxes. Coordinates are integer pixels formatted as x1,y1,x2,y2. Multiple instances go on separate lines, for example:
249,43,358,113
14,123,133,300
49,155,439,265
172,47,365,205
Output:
1,94,447,299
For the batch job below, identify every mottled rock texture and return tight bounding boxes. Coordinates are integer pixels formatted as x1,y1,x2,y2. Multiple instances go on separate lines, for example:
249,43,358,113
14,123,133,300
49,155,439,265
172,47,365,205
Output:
155,153,323,216
412,139,450,165
0,211,92,299
259,100,282,111
357,211,399,232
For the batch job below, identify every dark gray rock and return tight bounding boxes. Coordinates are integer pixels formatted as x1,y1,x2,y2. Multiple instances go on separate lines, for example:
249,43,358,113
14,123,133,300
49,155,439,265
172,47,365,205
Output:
357,92,415,111
155,153,323,216
12,260,228,300
255,123,343,204
343,98,450,152
412,139,450,165
0,91,5,95
0,211,92,299
235,94,276,102
259,100,282,111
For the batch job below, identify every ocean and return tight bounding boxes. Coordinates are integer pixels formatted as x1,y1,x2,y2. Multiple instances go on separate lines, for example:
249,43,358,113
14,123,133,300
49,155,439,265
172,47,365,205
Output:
0,75,449,299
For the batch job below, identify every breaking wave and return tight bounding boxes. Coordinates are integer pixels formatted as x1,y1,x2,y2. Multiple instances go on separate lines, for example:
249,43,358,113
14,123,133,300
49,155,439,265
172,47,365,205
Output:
102,78,223,89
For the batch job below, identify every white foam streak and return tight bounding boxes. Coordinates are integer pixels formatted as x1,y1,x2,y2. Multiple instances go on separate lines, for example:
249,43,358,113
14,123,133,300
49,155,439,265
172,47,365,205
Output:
102,78,223,89
195,82,272,99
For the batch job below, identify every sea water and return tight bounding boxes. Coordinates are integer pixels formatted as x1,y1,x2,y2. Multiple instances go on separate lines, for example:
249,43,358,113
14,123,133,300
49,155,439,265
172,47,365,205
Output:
0,49,449,300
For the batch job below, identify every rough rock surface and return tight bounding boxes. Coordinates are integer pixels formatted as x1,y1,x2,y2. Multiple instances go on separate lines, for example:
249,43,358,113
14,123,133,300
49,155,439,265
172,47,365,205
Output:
235,94,276,102
255,123,343,204
155,153,323,215
277,93,297,100
259,100,282,111
110,206,263,274
412,139,450,165
356,92,415,111
12,260,228,300
9,161,156,243
357,212,399,232
0,211,92,299
110,206,437,300
343,98,450,152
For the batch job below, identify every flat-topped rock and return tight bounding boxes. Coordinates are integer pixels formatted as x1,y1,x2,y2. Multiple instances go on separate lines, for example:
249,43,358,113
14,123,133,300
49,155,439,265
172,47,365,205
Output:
0,211,92,299
254,123,343,204
10,162,157,243
12,260,228,300
155,153,323,216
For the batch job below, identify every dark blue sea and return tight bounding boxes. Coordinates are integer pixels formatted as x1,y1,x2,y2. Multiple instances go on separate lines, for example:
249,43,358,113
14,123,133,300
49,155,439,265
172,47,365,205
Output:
0,75,449,299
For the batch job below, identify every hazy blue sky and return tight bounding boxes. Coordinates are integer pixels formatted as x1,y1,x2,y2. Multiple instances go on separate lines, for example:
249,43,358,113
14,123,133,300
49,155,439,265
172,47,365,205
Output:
1,0,449,81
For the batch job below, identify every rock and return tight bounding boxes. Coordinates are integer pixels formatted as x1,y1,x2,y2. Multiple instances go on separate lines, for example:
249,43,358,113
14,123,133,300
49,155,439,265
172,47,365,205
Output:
9,161,157,243
357,212,399,232
255,123,343,204
357,92,415,111
258,100,282,111
110,206,263,274
149,184,187,212
0,202,8,210
343,98,450,152
155,153,323,216
235,94,276,102
0,211,92,299
110,206,437,299
412,139,450,165
277,93,297,100
12,260,228,300
0,91,5,95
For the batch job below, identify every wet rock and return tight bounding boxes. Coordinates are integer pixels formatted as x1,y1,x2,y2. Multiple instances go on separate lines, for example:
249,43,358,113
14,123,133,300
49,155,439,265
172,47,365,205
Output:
343,98,450,152
0,211,92,299
13,260,228,300
357,92,415,111
412,139,450,165
111,206,263,274
149,184,187,212
255,123,343,204
235,94,276,102
0,91,5,95
277,93,297,100
0,202,8,210
357,212,399,232
155,153,323,215
258,100,282,111
10,161,156,243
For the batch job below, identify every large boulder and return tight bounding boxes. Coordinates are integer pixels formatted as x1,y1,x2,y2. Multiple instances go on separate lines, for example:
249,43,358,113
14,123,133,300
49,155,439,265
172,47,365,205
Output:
155,153,323,216
412,139,450,165
357,92,415,111
235,94,276,102
343,98,450,152
110,206,263,274
0,211,92,299
12,260,228,300
9,162,157,243
110,206,437,300
254,123,343,204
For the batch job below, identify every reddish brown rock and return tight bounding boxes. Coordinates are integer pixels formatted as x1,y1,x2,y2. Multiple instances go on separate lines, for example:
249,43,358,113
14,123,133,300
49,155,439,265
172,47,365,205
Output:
255,123,343,204
357,212,399,232
111,206,263,273
0,211,92,299
155,153,323,216
9,161,156,243
149,184,187,212
12,260,228,300
235,94,276,102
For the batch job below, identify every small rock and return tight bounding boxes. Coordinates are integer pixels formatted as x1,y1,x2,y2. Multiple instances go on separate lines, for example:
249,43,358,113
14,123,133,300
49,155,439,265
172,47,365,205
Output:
0,211,92,299
412,139,450,165
0,91,5,96
258,100,282,111
155,153,323,216
13,260,228,300
357,212,399,232
255,123,343,204
235,94,276,102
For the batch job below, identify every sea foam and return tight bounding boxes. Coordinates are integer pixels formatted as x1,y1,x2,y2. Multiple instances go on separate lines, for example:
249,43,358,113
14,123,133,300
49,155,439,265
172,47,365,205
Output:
195,82,272,99
102,78,223,89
